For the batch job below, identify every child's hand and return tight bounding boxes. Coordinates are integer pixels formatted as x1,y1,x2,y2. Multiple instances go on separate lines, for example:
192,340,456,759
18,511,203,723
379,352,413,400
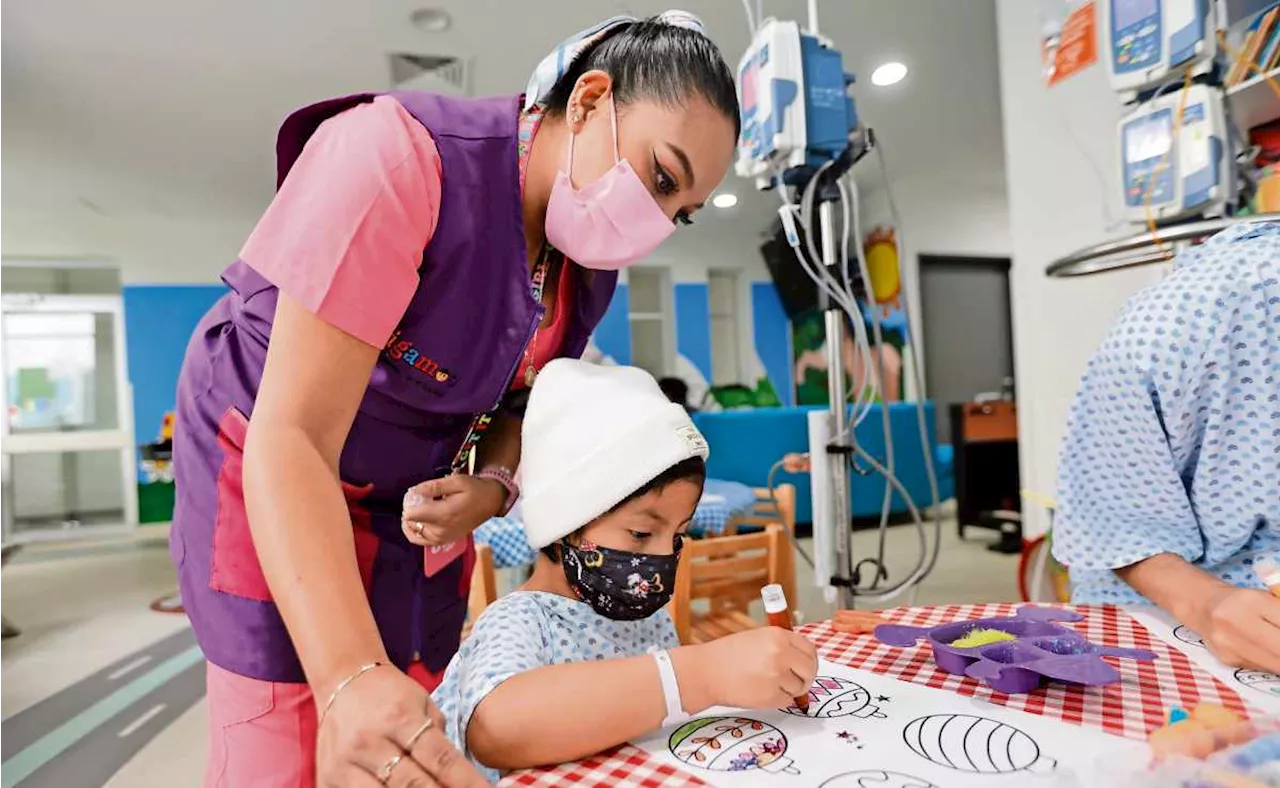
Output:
781,453,811,473
695,627,818,710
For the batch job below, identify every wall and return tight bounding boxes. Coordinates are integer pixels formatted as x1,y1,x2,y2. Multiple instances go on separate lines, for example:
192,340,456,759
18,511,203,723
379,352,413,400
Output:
122,285,228,449
859,176,1012,400
2,208,254,285
996,0,1166,536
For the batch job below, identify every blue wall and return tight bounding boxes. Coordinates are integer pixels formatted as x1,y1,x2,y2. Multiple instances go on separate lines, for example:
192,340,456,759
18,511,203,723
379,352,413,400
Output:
592,283,631,365
751,283,794,406
673,283,712,381
123,285,226,474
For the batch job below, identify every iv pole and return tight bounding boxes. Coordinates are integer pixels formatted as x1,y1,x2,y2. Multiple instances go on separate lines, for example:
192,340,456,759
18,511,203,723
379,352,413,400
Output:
806,0,863,610
819,198,855,609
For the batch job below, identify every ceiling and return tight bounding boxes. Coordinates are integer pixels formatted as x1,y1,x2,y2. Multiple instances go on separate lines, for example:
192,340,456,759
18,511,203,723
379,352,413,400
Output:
2,0,1005,254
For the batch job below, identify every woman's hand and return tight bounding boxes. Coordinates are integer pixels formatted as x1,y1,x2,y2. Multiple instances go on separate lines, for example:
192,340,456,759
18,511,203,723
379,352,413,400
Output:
317,665,489,787
1196,587,1280,672
402,475,505,547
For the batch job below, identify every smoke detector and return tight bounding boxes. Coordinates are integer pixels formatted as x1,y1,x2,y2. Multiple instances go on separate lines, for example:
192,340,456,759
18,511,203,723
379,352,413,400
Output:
409,8,452,33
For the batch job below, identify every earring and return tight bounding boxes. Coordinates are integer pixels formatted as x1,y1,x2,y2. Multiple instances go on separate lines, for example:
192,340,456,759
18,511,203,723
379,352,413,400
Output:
571,112,581,124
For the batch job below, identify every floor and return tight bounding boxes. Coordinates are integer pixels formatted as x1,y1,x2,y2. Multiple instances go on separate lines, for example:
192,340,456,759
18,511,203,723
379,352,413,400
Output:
0,519,1018,787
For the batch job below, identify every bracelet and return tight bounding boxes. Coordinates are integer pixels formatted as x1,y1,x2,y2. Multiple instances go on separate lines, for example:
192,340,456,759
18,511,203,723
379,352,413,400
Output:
650,649,688,727
475,466,519,516
319,661,387,726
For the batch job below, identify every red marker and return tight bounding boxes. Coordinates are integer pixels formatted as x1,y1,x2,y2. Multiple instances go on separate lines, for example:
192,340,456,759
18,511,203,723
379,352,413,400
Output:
761,583,810,713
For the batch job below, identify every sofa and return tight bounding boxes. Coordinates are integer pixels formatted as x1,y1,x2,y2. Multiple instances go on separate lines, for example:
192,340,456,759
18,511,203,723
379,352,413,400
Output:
691,403,956,525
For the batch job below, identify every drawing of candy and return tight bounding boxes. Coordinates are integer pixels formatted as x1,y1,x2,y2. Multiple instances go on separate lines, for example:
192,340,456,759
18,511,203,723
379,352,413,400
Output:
1173,625,1206,648
781,676,888,719
668,716,799,774
902,714,1056,774
819,770,938,788
1235,668,1280,696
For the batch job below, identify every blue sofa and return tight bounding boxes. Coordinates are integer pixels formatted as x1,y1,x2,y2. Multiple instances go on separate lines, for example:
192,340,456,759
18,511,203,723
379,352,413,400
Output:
692,403,955,524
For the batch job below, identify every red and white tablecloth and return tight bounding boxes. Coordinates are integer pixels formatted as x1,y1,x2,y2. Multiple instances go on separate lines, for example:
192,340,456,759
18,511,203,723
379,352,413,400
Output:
500,603,1253,788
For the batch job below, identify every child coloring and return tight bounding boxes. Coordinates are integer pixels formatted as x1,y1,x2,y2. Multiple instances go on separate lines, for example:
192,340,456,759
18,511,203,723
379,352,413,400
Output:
431,359,819,780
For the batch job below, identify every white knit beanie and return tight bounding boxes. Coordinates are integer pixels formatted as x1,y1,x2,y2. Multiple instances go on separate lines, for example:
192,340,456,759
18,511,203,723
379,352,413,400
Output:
520,359,709,549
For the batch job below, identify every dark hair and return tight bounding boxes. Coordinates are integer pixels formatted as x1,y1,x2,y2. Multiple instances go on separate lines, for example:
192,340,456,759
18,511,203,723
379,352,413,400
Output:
657,377,690,407
539,456,707,558
543,17,741,138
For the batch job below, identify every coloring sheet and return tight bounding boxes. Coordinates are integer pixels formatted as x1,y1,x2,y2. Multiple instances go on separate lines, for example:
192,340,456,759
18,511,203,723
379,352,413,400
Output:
632,659,1145,787
1129,606,1280,716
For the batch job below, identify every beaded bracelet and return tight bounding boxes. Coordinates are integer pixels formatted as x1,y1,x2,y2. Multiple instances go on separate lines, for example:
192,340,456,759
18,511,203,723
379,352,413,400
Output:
475,465,519,516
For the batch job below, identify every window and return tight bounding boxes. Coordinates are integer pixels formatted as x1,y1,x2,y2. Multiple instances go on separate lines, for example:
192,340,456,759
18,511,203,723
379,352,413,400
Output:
708,269,743,385
627,267,674,377
2,261,136,539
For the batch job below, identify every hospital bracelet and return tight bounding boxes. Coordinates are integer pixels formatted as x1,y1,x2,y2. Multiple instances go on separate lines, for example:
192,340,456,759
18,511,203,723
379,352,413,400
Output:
319,661,388,726
651,649,688,727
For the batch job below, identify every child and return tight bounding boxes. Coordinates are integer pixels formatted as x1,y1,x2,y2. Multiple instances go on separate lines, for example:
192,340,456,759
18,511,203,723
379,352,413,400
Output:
432,359,819,780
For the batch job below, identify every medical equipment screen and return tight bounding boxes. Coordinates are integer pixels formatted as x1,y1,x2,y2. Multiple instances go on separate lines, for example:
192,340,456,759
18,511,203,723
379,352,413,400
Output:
1114,0,1158,31
1125,112,1172,163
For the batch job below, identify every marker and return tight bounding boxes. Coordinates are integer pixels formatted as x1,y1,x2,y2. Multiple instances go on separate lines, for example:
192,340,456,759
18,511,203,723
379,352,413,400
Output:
1255,556,1280,598
761,584,810,714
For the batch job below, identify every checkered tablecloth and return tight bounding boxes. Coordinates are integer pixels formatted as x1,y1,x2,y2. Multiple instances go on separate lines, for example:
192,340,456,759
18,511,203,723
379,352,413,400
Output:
499,604,1253,787
474,495,737,569
502,745,706,788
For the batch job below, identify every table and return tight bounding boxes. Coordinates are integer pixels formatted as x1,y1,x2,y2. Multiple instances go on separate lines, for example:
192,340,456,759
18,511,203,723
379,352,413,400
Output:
500,603,1262,787
475,493,742,570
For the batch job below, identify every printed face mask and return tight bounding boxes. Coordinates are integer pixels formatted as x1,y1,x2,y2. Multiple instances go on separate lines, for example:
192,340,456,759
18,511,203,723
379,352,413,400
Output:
558,537,680,621
544,94,677,270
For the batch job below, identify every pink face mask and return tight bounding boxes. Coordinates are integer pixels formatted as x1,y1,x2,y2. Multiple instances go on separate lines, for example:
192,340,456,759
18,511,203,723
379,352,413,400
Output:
545,96,676,270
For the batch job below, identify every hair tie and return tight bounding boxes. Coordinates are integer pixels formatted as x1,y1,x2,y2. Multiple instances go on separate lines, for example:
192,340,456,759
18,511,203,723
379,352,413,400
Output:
524,9,710,112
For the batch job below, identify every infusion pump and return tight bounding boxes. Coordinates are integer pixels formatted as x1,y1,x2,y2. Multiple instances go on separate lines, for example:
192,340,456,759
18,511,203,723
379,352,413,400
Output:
1119,83,1230,222
1102,0,1217,94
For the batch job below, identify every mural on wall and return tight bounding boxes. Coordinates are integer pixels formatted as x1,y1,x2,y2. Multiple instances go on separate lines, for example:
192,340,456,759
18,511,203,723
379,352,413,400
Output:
792,227,907,407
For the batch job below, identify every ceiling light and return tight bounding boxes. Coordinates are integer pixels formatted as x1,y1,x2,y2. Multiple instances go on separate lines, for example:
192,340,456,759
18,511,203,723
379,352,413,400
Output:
712,193,739,208
409,8,452,33
871,62,908,87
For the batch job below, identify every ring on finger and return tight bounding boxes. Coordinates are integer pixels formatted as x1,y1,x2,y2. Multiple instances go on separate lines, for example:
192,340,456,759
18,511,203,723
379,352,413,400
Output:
413,521,425,538
376,753,404,785
404,716,435,751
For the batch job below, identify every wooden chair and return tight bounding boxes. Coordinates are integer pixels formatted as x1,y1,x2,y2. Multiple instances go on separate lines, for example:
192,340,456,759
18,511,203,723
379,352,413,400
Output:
669,524,786,645
719,484,797,610
2,544,20,638
462,543,498,639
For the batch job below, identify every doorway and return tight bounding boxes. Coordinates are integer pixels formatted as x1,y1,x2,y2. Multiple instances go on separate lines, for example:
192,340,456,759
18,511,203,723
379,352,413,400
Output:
1,270,137,541
918,256,1015,442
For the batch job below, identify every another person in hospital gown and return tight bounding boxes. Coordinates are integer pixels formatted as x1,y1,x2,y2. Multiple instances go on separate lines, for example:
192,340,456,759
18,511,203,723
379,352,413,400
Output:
1053,221,1279,672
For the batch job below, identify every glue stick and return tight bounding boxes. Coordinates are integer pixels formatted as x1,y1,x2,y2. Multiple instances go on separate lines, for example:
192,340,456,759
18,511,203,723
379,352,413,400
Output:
761,583,811,713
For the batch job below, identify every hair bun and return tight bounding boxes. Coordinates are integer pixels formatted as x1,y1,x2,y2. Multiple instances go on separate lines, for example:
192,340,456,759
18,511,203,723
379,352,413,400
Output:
655,10,708,36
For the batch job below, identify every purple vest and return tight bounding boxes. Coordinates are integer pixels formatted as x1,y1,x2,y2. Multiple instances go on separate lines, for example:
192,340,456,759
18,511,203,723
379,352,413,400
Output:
170,92,616,682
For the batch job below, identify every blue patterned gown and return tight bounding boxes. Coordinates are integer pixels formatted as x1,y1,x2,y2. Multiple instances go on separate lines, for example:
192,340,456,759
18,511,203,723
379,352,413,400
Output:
1054,221,1279,605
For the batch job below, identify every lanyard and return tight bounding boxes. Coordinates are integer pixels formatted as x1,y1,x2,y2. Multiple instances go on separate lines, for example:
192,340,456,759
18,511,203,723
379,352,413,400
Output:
447,245,556,474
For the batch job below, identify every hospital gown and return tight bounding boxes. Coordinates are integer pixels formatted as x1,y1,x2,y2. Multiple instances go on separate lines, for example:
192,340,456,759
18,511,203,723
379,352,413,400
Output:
431,590,679,782
1054,221,1280,605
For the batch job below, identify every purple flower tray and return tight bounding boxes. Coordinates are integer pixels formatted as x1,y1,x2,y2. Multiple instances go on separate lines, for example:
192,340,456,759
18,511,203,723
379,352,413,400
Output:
873,606,1157,694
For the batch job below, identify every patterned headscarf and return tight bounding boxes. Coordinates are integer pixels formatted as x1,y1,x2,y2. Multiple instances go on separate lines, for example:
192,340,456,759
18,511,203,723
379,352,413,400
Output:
523,10,709,112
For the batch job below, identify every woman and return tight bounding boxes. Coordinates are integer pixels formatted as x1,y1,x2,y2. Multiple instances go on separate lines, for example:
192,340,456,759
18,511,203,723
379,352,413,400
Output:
171,11,739,787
